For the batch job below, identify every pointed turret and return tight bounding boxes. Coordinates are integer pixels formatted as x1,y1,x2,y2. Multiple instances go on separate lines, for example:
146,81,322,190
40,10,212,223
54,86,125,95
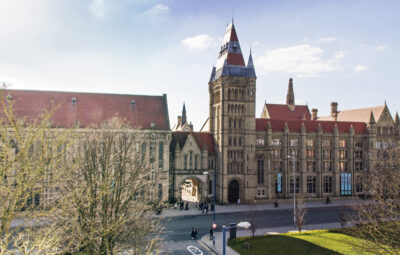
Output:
368,111,376,124
209,66,216,82
395,112,400,125
213,22,247,80
286,78,295,110
247,49,256,77
182,103,187,125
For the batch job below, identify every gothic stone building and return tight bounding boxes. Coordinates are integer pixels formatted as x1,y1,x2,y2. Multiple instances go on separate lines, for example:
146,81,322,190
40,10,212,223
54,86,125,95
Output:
169,21,400,204
2,90,172,204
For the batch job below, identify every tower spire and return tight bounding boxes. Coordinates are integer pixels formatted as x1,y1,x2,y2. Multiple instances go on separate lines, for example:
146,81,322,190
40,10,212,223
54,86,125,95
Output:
247,49,256,77
182,103,187,125
286,78,295,110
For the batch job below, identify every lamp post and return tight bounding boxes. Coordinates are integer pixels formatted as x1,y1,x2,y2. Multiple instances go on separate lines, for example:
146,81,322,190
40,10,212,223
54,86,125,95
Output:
222,221,251,255
203,170,217,246
287,155,296,225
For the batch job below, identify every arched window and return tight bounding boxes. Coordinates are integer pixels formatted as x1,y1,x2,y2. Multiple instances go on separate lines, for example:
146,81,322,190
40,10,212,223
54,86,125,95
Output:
235,90,238,100
239,119,242,129
228,89,231,100
234,119,236,128
229,118,232,128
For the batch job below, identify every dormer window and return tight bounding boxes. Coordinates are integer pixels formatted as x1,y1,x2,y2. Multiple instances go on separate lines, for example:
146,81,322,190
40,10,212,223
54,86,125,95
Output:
71,97,77,104
130,99,136,107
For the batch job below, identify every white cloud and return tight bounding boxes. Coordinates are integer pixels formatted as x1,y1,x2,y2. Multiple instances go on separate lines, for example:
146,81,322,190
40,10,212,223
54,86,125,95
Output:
317,37,336,43
182,34,217,50
256,44,344,77
375,45,386,51
89,0,105,18
354,65,369,72
141,4,169,16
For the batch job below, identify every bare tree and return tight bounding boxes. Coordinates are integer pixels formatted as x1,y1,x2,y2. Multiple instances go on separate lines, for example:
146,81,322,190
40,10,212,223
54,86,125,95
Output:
295,193,307,233
56,119,162,254
0,92,72,254
342,160,400,255
249,200,257,238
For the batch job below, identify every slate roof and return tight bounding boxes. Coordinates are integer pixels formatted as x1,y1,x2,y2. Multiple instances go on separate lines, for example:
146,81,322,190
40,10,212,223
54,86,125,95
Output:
1,89,170,129
318,106,385,123
262,103,312,120
256,118,367,134
171,131,215,154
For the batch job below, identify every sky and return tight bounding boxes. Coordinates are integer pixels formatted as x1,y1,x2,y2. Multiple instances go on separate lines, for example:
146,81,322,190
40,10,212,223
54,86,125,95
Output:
0,0,399,130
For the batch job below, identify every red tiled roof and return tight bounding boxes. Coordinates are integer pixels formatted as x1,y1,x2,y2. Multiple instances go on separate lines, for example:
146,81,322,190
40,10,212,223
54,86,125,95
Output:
171,132,215,154
1,89,170,129
318,106,385,123
256,118,367,134
226,53,245,66
263,104,311,120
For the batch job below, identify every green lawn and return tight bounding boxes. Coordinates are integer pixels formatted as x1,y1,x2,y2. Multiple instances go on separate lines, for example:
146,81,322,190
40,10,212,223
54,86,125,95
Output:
228,230,375,255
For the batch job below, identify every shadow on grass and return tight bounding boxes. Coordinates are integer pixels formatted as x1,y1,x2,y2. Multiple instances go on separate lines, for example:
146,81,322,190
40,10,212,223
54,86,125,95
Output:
228,235,341,255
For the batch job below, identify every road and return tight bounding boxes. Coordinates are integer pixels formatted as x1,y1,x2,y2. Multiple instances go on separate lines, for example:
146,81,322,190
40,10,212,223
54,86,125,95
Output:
158,205,349,254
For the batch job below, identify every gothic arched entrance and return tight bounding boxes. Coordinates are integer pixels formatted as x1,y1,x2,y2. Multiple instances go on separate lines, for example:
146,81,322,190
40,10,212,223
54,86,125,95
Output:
228,180,240,203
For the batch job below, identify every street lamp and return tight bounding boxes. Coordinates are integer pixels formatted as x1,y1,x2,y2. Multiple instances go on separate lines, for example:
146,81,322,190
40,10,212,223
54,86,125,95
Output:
222,221,251,255
203,170,217,246
287,155,296,225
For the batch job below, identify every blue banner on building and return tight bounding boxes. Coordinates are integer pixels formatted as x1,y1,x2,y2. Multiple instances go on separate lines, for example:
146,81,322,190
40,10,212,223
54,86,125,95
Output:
277,173,282,193
340,173,352,195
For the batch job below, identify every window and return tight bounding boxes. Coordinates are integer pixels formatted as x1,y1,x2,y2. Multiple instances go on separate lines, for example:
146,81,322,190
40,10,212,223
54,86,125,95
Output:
289,177,300,194
194,155,198,170
229,137,232,146
141,142,147,161
307,149,315,159
289,149,298,157
256,138,265,146
383,141,389,149
324,176,332,193
257,159,264,184
158,183,162,200
233,137,237,146
323,150,331,159
184,155,188,170
239,138,242,146
290,138,298,147
307,161,316,172
354,140,362,148
354,150,363,159
376,141,381,149
339,139,347,148
275,173,282,193
208,180,213,194
340,173,352,196
323,161,332,171
189,151,193,169
272,138,281,146
339,150,347,159
307,176,316,193
273,161,282,172
322,139,331,147
272,149,281,158
339,161,348,171
158,141,164,169
307,139,315,147
355,161,363,171
288,160,299,171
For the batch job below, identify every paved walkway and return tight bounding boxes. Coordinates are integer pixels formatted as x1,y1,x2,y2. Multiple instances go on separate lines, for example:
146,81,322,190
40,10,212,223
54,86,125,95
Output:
161,198,357,218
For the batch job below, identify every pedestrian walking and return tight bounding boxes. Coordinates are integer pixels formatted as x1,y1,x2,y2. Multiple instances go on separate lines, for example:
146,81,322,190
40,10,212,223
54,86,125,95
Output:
237,198,240,205
195,201,198,208
326,196,330,204
174,202,177,209
274,200,279,208
194,228,198,240
185,202,189,210
205,204,209,214
180,201,184,210
209,228,214,240
211,204,214,212
191,227,195,240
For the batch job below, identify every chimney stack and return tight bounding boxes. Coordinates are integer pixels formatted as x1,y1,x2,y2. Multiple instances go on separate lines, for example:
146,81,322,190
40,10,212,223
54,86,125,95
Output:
177,116,182,126
331,102,338,120
312,108,318,120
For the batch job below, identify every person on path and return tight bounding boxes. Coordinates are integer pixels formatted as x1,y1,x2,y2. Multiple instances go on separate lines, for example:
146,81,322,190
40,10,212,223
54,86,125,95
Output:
237,198,240,205
194,228,198,240
191,227,195,240
209,228,214,240
185,202,189,210
326,196,331,204
205,204,209,214
174,202,177,209
180,201,184,210
274,200,279,208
